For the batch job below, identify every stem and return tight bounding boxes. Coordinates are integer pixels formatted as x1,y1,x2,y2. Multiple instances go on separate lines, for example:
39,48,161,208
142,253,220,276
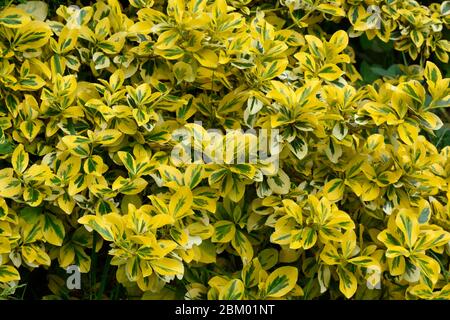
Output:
96,255,112,300
111,283,121,300
20,284,27,300
401,51,408,66
303,273,315,300
288,10,305,30
90,232,98,300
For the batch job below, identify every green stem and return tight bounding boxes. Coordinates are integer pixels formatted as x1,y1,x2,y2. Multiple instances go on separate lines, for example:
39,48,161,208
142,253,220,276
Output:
111,283,121,300
288,10,305,30
303,273,315,300
90,232,98,300
20,284,27,300
401,51,408,66
96,255,112,300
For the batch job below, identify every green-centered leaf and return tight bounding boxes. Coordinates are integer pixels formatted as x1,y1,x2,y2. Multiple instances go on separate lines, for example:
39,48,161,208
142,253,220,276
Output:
41,214,65,246
219,279,244,300
337,266,357,299
212,220,236,243
0,265,20,282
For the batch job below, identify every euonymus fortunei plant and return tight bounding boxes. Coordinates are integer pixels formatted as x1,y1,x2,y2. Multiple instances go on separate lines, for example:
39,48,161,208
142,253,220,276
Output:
0,0,449,300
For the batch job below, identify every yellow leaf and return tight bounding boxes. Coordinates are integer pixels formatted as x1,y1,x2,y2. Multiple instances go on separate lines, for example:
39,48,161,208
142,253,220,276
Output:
157,165,183,188
83,155,105,176
412,253,441,285
167,0,184,23
360,181,379,202
19,119,43,141
41,214,65,246
212,220,236,243
317,4,345,17
424,61,442,84
62,135,91,158
0,8,31,28
173,61,195,83
337,266,357,299
91,129,123,145
169,186,193,218
59,244,75,267
23,186,45,207
150,257,184,276
148,214,174,229
264,266,298,298
261,59,288,80
13,20,52,51
0,168,22,198
78,215,115,242
155,30,180,50
323,178,345,202
23,164,51,183
57,26,79,54
194,49,219,68
12,144,28,174
219,279,244,300
57,193,76,214
329,30,349,53
58,156,81,180
112,176,148,195
395,209,419,248
305,35,325,60
318,64,344,81
388,256,406,276
282,199,302,224
0,265,20,282
231,229,253,264
16,1,48,21
68,174,88,196
291,227,317,250
320,243,341,265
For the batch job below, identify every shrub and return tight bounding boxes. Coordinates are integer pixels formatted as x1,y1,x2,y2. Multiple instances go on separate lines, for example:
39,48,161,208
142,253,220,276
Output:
0,0,449,300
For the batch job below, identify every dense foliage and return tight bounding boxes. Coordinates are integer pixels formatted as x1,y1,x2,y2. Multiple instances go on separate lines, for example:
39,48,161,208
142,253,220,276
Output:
0,0,449,300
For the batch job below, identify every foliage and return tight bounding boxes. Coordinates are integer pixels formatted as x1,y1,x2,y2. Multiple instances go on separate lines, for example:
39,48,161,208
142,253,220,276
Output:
0,0,449,300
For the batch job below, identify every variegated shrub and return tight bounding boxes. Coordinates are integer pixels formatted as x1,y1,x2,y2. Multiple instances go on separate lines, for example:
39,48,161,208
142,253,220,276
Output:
0,0,449,300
